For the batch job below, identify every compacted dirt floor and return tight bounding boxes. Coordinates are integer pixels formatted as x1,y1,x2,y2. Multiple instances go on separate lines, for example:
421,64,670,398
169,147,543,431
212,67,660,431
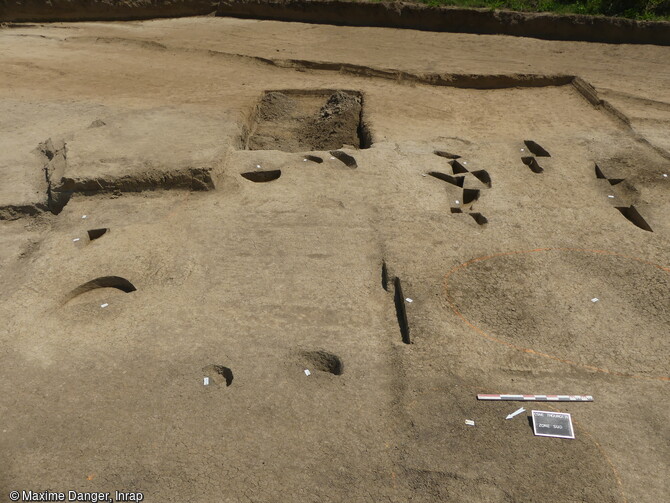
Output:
0,16,669,503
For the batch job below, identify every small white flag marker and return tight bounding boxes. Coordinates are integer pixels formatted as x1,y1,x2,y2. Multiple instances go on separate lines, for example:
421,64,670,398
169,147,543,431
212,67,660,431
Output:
203,377,210,386
304,369,311,376
100,303,109,308
506,407,526,420
465,419,475,426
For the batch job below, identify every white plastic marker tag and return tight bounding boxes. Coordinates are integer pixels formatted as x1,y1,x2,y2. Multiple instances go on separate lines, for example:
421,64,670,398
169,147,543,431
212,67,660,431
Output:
330,156,335,160
664,174,668,178
591,298,599,303
608,195,615,198
463,161,467,165
465,420,475,426
256,164,261,169
304,369,311,376
100,303,109,308
405,298,413,303
506,407,525,420
82,215,87,219
203,377,210,386
455,200,460,204
72,238,80,242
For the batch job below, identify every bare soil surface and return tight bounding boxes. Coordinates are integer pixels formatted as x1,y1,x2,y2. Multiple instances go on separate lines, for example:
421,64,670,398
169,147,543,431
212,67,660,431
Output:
0,17,669,503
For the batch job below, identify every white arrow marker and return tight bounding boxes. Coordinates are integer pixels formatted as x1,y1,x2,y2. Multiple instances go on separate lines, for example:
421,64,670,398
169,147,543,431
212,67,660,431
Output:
506,407,525,420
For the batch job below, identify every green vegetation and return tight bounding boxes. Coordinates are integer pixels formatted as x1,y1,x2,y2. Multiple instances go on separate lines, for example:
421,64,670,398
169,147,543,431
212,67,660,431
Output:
378,0,670,20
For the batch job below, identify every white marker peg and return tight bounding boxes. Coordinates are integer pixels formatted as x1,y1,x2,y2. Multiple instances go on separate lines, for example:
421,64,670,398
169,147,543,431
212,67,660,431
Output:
256,164,261,169
463,161,467,165
608,195,614,198
405,298,413,303
72,238,80,242
203,377,210,386
664,174,668,178
465,419,475,426
303,159,308,162
82,215,87,219
304,369,311,376
455,200,460,204
506,407,525,420
591,298,599,303
100,303,109,308
330,156,335,160
521,148,525,152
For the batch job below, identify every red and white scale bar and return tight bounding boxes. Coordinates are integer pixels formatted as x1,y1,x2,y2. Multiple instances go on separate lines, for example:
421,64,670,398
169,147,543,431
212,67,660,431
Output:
477,394,594,402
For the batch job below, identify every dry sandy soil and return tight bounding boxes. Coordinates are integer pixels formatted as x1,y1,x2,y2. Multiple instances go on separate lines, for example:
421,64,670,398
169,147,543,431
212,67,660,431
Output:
1,16,669,503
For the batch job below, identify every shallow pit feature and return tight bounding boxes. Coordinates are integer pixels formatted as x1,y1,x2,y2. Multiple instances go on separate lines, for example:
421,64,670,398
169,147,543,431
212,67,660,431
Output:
428,171,464,187
300,350,344,375
616,205,653,232
470,212,488,225
471,170,492,188
450,160,469,174
434,150,461,159
329,150,358,168
521,156,544,173
524,140,551,157
202,364,234,387
64,276,136,305
241,170,282,183
87,228,109,241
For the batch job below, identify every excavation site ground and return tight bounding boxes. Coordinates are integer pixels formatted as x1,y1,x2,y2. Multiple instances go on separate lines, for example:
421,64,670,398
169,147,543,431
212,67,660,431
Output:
0,15,669,503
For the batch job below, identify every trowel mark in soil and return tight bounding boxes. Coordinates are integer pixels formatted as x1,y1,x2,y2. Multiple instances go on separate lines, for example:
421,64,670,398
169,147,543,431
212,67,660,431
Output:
434,150,461,160
471,170,492,188
329,150,357,168
524,140,551,157
450,160,468,174
304,155,323,163
521,156,544,174
301,350,344,375
64,276,136,304
616,205,653,232
428,171,464,187
241,169,282,183
393,277,411,344
202,364,234,386
87,228,109,241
